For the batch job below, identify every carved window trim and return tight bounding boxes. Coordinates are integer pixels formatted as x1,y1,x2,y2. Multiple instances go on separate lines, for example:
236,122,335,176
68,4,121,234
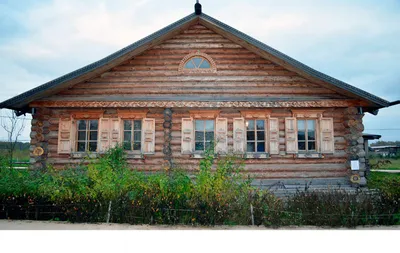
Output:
178,52,217,73
290,109,326,158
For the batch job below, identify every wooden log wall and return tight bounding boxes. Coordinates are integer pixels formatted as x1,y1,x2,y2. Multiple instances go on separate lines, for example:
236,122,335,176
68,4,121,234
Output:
28,23,362,184
45,24,346,102
30,107,352,182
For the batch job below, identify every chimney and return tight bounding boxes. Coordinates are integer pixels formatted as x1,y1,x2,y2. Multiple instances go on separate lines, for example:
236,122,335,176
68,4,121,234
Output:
195,1,202,15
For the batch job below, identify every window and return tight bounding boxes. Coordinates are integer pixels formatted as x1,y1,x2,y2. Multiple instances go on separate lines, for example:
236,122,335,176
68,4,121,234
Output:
179,52,217,73
76,120,98,152
246,120,266,152
184,57,211,69
297,119,316,152
123,120,142,151
195,120,215,151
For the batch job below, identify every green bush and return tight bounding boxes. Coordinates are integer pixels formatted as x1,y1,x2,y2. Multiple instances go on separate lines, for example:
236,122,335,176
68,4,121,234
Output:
283,190,398,227
1,148,400,227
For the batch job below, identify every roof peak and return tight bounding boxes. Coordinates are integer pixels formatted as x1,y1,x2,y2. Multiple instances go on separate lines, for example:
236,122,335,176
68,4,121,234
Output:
195,1,202,15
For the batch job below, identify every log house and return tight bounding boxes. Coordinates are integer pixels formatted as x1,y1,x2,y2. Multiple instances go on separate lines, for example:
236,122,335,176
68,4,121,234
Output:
1,2,398,189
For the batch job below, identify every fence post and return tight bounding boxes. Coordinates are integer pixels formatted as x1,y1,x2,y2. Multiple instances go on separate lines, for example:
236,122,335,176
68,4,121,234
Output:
106,201,112,224
250,204,255,226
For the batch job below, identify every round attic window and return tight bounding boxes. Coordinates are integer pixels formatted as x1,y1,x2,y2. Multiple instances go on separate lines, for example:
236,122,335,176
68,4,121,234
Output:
178,52,217,73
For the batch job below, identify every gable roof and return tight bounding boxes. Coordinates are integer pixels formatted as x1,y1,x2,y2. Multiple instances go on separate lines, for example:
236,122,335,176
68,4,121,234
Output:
0,11,392,112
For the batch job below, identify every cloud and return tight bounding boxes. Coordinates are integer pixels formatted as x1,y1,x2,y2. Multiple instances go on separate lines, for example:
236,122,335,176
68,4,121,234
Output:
0,0,399,141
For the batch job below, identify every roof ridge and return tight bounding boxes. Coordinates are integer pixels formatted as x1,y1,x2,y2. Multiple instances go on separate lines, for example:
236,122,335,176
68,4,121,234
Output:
0,11,391,111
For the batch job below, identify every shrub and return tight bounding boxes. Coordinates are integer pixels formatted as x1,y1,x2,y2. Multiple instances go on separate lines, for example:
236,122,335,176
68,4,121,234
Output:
1,147,400,227
284,190,399,227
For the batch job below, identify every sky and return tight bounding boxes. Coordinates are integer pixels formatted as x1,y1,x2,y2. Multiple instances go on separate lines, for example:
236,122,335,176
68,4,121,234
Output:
0,0,399,142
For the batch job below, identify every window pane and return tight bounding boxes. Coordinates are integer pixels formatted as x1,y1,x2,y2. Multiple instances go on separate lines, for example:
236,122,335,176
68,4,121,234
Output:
195,120,204,131
77,142,85,152
308,130,315,141
78,120,87,130
134,120,142,130
246,120,255,130
257,142,265,152
257,131,265,141
124,120,132,130
90,120,98,130
124,131,132,142
205,131,214,141
308,141,316,151
199,60,210,69
134,131,141,142
133,143,141,151
123,142,131,150
89,131,98,141
192,57,203,67
247,131,255,141
256,120,265,130
195,142,204,151
185,60,195,69
297,120,305,131
247,142,255,152
298,141,306,151
205,142,213,150
195,131,204,141
78,131,86,141
307,120,315,130
298,130,306,141
205,120,214,131
89,142,97,152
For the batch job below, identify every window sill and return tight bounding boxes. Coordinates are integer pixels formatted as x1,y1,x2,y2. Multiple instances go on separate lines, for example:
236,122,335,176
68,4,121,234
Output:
296,153,323,159
126,153,145,159
190,153,219,159
244,153,270,159
71,152,99,159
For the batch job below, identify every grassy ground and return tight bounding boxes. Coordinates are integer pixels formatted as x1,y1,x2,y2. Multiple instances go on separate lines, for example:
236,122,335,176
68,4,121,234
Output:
370,158,400,170
368,171,400,190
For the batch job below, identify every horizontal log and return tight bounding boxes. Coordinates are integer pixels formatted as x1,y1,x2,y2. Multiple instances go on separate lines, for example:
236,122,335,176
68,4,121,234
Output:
88,76,309,83
61,87,336,96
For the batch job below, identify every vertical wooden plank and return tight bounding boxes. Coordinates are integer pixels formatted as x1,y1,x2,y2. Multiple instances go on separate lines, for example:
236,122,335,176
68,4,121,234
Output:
320,118,334,153
181,118,194,154
269,118,280,155
142,118,155,154
110,118,121,148
233,118,245,153
99,118,110,152
285,117,298,154
216,118,228,154
58,117,72,154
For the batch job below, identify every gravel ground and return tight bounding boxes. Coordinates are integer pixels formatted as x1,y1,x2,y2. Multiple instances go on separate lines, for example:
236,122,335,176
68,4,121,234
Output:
1,220,400,230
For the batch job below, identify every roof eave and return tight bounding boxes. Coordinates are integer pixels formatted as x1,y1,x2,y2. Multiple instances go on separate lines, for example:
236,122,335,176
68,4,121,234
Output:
198,13,390,108
0,13,199,111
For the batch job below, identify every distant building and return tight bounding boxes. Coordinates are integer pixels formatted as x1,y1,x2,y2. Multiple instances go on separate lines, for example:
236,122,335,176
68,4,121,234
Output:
370,145,400,157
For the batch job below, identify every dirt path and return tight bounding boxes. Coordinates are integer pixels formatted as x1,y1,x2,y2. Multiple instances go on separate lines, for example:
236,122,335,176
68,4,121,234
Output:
1,220,399,230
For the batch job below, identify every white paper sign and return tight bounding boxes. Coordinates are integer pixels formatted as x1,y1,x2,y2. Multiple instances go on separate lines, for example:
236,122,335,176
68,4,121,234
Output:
351,160,360,171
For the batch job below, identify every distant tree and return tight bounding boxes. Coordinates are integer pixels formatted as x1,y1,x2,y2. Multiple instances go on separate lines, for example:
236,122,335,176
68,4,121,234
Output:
370,141,400,147
0,110,26,167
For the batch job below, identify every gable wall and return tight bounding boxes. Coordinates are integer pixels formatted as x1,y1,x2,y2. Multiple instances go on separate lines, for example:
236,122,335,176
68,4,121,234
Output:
46,24,346,101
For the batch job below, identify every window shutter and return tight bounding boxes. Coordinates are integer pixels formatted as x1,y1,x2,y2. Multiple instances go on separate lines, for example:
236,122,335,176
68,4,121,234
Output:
269,118,280,155
181,118,194,154
216,118,228,154
110,118,121,148
99,118,110,153
320,118,334,153
58,117,72,154
285,117,298,154
142,118,155,154
233,118,245,153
